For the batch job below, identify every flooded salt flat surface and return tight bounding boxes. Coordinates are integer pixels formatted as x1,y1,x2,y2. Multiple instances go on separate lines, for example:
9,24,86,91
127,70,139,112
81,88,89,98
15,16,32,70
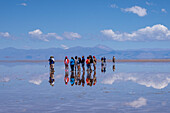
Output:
0,62,170,113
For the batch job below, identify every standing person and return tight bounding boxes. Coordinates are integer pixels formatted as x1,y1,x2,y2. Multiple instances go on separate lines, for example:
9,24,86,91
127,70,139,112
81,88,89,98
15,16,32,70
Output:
101,57,104,66
77,57,81,71
70,57,75,71
89,55,93,71
93,56,97,71
64,56,69,70
101,57,104,72
113,56,115,63
86,57,90,71
49,56,55,71
81,56,85,71
74,56,78,71
103,57,106,63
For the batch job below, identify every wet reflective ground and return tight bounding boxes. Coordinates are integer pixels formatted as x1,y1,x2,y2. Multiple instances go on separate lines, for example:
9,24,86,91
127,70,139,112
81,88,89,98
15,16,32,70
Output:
0,62,170,113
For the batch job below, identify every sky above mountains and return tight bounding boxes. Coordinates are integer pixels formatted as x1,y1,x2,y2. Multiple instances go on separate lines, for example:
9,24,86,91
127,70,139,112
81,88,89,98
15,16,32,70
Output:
0,0,170,50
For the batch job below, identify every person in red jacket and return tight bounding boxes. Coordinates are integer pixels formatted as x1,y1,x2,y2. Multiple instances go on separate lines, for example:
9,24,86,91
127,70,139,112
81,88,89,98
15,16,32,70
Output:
64,56,69,70
86,57,90,71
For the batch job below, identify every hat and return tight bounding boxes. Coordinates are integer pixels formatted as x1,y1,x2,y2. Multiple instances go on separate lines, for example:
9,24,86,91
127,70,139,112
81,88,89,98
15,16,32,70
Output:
93,56,95,58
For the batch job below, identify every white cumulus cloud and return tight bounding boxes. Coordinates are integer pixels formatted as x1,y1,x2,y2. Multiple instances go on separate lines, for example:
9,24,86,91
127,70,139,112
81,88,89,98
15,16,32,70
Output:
29,79,42,85
20,3,27,6
63,32,81,40
0,32,10,38
161,9,167,13
146,2,153,6
101,24,170,41
125,97,147,108
46,33,63,40
122,6,147,17
28,29,63,41
111,4,118,8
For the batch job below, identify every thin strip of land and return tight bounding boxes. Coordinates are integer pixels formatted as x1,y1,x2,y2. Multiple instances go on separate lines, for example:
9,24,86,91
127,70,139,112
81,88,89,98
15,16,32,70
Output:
0,59,170,63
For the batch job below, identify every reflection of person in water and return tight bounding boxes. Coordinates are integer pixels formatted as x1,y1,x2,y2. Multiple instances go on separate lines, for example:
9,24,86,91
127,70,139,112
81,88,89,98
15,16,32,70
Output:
77,71,81,85
93,71,97,85
86,70,92,86
64,70,69,85
49,71,55,86
75,71,78,85
81,71,85,87
70,71,75,86
113,65,115,72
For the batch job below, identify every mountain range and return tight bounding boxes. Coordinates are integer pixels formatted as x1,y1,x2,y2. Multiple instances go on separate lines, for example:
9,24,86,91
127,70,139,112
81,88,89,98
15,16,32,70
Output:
0,45,170,60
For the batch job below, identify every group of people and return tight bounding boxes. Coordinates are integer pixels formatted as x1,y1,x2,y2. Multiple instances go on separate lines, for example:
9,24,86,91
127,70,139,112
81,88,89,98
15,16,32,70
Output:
64,70,97,87
64,55,97,72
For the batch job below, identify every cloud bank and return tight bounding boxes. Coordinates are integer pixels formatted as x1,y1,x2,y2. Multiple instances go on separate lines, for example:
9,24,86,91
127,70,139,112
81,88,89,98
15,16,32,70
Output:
101,24,170,41
28,29,63,41
122,6,147,17
28,29,81,41
63,32,81,40
101,72,170,89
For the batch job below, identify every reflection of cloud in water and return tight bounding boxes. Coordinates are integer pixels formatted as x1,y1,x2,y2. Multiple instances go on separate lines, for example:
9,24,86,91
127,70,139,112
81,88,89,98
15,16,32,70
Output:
102,73,170,89
29,73,49,85
0,77,10,82
55,74,63,79
29,73,63,85
29,79,42,85
125,97,147,108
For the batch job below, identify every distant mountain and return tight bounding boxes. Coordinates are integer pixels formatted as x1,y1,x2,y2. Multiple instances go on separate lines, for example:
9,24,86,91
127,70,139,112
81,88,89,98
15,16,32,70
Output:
0,46,170,60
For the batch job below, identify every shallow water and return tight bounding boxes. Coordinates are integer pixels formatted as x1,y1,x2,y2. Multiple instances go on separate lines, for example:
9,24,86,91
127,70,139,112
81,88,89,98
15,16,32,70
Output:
0,62,170,113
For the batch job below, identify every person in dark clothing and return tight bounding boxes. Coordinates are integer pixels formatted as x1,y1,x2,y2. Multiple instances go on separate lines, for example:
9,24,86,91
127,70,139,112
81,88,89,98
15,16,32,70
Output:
81,56,85,71
70,57,75,71
103,57,106,63
101,57,104,66
113,56,115,63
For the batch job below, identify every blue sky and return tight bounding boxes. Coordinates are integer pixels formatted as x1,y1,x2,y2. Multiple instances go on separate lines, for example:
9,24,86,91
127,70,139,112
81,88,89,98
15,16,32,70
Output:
0,0,170,50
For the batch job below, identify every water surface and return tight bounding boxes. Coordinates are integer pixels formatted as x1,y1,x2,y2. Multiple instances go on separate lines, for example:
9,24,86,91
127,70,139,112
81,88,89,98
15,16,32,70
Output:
0,62,170,113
